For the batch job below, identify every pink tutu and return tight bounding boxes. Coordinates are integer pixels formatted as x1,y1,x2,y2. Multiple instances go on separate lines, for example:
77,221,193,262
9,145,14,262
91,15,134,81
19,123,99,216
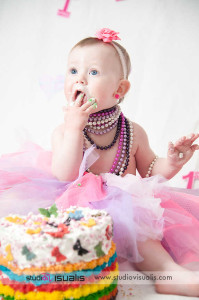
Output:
0,142,199,266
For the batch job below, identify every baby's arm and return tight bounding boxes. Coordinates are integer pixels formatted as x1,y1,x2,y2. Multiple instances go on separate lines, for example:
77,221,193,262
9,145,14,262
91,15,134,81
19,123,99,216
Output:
135,123,199,179
51,124,84,181
51,94,96,182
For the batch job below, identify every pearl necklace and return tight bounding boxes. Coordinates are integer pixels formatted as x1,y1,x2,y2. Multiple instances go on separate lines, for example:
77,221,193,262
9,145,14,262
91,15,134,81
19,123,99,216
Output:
83,115,121,150
83,106,134,176
111,114,133,176
85,105,121,134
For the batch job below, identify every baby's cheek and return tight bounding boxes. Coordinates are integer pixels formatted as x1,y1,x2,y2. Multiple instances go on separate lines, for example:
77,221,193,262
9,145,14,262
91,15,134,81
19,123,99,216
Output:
63,81,68,94
91,84,109,100
64,82,72,100
64,87,69,100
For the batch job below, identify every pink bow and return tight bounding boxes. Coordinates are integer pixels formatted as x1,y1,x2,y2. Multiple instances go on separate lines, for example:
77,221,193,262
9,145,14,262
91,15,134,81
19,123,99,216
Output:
95,28,121,43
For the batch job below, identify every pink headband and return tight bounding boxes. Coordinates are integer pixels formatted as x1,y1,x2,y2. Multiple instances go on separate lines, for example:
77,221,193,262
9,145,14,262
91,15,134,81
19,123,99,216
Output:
95,28,128,80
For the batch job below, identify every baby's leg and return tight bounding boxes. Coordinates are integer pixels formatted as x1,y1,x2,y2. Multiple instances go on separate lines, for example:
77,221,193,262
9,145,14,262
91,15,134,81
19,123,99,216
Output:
134,239,199,297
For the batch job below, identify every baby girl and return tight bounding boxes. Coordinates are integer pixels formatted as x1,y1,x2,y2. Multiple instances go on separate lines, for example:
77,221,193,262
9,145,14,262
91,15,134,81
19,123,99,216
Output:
51,28,199,297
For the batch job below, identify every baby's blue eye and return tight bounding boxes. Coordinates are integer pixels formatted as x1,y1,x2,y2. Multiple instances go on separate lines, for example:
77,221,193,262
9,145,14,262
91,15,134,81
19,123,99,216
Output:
90,70,98,75
70,68,77,74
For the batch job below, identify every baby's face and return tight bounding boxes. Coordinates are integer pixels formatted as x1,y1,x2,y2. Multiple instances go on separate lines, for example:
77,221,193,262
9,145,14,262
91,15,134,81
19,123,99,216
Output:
64,43,123,111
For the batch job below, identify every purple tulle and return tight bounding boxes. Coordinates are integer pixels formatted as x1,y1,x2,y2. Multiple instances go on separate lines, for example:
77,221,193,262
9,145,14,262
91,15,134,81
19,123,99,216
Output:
91,185,143,262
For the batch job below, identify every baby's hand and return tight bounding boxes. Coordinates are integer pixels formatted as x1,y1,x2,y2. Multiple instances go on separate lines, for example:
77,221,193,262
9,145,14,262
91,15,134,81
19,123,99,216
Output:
62,93,97,132
167,133,199,168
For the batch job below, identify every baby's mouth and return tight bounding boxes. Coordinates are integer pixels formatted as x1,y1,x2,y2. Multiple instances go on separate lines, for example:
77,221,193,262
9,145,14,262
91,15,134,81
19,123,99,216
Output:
74,90,87,105
75,90,81,99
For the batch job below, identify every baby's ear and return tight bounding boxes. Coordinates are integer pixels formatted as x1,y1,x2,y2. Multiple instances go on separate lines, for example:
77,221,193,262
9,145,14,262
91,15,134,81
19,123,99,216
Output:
117,80,131,98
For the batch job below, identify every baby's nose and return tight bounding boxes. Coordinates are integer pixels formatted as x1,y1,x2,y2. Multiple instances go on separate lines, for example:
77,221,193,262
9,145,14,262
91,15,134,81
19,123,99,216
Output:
76,78,86,85
76,79,85,84
76,73,87,85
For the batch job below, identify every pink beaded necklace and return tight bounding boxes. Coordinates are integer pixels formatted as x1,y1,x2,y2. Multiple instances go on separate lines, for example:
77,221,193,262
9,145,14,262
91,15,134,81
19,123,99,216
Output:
83,105,133,176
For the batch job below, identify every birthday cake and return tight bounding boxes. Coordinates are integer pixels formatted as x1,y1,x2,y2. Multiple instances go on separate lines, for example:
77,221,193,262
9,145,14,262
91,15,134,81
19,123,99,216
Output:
0,205,118,299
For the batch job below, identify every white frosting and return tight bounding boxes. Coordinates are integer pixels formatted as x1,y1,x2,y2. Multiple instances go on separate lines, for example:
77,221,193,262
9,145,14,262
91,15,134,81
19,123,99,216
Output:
0,206,113,269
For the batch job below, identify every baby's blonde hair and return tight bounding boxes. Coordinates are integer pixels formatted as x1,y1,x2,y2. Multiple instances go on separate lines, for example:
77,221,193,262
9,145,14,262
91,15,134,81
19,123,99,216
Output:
71,37,131,103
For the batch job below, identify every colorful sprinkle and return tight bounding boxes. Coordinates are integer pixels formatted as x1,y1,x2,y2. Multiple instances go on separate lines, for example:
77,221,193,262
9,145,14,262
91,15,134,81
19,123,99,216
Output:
21,246,36,261
33,221,42,225
38,208,50,217
5,216,26,225
46,223,69,238
46,221,58,228
81,218,96,227
91,212,102,217
51,246,67,262
5,244,13,262
67,209,75,213
48,204,58,217
38,204,58,218
26,228,41,235
63,217,71,226
69,210,83,220
106,225,112,240
73,239,89,256
95,242,105,258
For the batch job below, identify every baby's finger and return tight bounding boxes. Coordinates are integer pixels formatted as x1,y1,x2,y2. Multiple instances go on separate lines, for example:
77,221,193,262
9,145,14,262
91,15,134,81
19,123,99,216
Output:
191,144,199,152
174,136,186,148
190,133,199,143
85,100,98,113
177,133,198,147
80,98,97,110
69,102,75,107
71,90,77,103
168,141,177,155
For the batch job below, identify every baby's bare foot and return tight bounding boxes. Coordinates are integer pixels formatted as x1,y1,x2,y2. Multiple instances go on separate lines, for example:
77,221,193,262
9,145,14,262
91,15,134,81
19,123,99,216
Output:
155,266,199,297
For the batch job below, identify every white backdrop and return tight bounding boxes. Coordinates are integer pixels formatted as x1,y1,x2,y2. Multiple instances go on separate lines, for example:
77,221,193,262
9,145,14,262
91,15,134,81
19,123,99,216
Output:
0,0,199,187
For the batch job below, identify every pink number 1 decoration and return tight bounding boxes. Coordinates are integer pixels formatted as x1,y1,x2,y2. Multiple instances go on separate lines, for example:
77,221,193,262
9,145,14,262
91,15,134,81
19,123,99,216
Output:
57,0,71,18
183,171,199,189
57,0,124,17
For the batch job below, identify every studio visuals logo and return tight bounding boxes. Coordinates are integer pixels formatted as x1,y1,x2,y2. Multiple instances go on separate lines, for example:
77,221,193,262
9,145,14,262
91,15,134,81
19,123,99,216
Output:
26,273,85,283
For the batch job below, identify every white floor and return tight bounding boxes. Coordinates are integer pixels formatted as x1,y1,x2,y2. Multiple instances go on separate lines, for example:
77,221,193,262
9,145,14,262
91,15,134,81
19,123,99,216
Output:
117,284,196,300
117,260,199,300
